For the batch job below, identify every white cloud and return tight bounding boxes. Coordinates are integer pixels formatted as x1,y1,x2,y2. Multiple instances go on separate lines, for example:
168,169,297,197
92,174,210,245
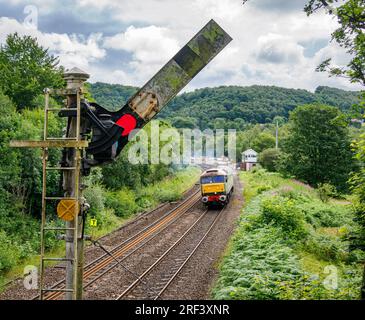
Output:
103,25,180,85
192,0,243,21
313,41,352,68
0,0,362,91
90,67,133,85
256,33,305,64
0,17,106,71
104,25,179,64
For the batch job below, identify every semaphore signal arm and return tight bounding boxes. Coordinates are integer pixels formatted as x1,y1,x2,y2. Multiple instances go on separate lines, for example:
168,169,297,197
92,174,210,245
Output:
60,19,232,169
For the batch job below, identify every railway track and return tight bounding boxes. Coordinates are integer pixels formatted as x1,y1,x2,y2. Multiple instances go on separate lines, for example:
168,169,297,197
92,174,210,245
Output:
34,189,201,300
116,205,225,300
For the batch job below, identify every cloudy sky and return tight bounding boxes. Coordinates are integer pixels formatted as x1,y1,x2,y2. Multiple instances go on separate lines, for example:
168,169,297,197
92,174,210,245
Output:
0,0,361,92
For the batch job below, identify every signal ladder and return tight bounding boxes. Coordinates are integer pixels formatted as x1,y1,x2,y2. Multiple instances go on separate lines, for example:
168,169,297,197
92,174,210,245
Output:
11,87,87,299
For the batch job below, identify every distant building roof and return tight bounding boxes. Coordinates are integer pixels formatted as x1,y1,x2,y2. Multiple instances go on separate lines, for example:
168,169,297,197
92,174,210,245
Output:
242,148,257,155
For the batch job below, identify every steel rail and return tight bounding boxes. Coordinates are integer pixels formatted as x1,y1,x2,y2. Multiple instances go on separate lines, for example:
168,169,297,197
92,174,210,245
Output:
96,201,170,242
45,193,199,300
83,191,200,271
82,196,202,289
115,206,216,300
154,207,225,300
96,181,202,243
40,190,201,300
82,193,200,278
34,192,198,300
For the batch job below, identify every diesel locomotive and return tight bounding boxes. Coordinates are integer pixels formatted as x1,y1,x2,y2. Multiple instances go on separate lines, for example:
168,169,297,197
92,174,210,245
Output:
200,168,234,206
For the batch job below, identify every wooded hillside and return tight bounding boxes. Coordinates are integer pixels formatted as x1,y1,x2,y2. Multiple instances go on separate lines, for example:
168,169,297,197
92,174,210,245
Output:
89,83,360,129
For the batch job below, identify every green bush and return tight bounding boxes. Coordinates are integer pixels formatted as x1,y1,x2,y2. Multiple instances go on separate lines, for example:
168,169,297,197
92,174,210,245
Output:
278,271,362,300
0,231,20,272
261,197,308,240
317,183,337,202
105,188,138,218
85,208,120,233
297,201,353,228
257,185,272,194
83,184,106,217
348,249,365,263
259,148,281,172
250,167,266,175
303,233,348,262
213,226,302,300
278,186,310,202
155,188,180,202
135,196,154,210
215,169,362,300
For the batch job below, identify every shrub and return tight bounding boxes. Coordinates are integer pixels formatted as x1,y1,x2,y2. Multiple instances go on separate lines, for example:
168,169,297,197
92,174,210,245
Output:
217,169,362,300
261,197,308,240
303,233,348,262
83,184,106,217
259,148,281,172
278,186,309,202
0,231,20,272
278,271,362,300
297,201,353,228
257,185,272,194
85,208,120,233
348,249,365,263
317,183,337,202
213,226,302,300
155,188,180,202
105,188,138,218
135,196,153,210
250,167,266,175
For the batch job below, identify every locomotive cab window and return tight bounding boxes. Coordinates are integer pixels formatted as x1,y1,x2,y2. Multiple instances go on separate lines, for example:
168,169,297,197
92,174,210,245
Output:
201,175,225,184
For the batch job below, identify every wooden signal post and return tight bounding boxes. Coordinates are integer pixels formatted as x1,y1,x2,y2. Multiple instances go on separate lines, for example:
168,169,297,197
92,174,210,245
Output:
10,67,89,300
63,68,89,300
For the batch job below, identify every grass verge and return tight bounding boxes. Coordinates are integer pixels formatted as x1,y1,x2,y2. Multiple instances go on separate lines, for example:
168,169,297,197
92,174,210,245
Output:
212,169,363,300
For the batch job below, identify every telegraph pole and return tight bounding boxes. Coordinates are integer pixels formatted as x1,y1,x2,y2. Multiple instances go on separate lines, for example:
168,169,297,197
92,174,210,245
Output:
275,120,279,149
63,68,89,300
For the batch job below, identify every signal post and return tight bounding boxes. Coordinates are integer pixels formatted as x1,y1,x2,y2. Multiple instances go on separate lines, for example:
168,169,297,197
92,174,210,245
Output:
10,67,90,300
63,68,89,300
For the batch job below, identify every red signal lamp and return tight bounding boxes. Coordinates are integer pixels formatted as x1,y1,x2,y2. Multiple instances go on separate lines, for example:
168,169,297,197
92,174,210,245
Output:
115,114,137,137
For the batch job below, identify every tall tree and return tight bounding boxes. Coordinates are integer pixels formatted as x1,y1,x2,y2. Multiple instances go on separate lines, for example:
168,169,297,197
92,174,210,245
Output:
279,104,355,191
0,33,64,110
259,148,281,172
305,0,365,298
252,132,276,152
305,0,365,86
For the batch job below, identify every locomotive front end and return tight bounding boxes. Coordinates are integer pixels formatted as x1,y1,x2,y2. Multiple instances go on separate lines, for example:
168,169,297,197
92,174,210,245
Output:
200,169,231,206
